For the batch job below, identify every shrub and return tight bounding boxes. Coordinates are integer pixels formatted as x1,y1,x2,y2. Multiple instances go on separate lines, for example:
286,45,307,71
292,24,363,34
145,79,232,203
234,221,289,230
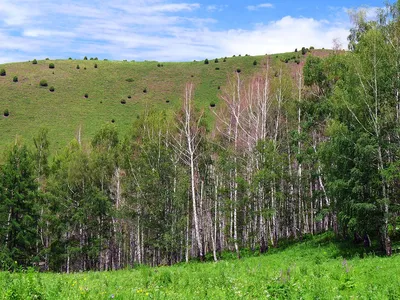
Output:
143,88,147,93
94,57,98,60
49,63,55,69
49,86,55,92
94,63,98,68
84,93,89,98
4,109,9,117
84,67,87,70
191,75,194,77
128,95,131,99
111,119,115,123
310,46,315,50
295,48,298,52
84,56,88,60
238,54,241,56
45,58,49,60
40,79,48,87
126,78,134,82
215,58,219,63
301,47,307,55
285,58,289,63
295,59,300,65
217,86,221,90
236,68,241,73
157,63,161,67
233,55,236,57
68,57,72,60
204,59,209,64
76,65,80,69
223,57,227,62
121,99,126,104
253,60,257,66
0,69,6,76
90,57,93,60
13,76,18,82
210,102,216,108
166,100,170,103
215,67,220,70
32,59,38,64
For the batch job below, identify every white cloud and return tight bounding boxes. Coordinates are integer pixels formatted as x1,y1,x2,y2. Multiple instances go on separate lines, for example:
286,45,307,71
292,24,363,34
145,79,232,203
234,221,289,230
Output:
0,0,351,64
247,3,274,11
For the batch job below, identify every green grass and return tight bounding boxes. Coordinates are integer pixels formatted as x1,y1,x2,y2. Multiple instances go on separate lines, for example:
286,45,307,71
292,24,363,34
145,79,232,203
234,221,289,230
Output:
1,233,399,299
0,51,321,154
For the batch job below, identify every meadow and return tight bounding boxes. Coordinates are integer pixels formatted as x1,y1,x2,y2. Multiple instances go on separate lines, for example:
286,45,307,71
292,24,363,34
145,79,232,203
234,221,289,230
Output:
0,51,310,154
1,233,399,299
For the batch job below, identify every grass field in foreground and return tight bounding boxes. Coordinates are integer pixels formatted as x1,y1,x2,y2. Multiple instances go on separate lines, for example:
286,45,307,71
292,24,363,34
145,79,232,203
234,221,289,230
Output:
1,233,399,299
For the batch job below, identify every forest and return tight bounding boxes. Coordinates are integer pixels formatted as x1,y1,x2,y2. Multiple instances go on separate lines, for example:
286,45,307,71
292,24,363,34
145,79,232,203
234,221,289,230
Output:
1,2,400,273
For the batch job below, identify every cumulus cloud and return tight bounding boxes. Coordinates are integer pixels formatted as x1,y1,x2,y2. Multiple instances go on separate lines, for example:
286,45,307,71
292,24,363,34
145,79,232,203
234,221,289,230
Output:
0,0,352,63
247,3,274,11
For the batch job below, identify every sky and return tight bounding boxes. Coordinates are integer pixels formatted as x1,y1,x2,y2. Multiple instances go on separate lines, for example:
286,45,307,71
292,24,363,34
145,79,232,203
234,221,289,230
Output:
0,0,385,63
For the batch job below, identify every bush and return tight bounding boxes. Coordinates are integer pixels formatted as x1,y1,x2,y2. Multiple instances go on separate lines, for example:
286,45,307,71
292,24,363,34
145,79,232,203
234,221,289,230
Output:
84,67,87,70
233,55,236,57
157,63,161,67
76,65,80,69
84,93,88,98
121,99,126,104
295,48,298,52
45,58,49,60
204,59,209,64
236,68,241,73
94,63,98,68
49,86,55,92
13,76,18,82
295,59,300,65
68,57,72,60
223,57,227,62
166,100,170,103
32,59,38,64
0,69,6,76
143,88,147,93
253,60,257,66
3,109,9,117
128,95,131,99
215,67,220,70
301,47,307,55
111,119,115,123
126,78,134,82
90,57,93,60
214,58,219,63
84,56,88,60
210,102,216,108
49,63,55,69
94,57,98,60
217,86,221,90
40,79,48,87
310,46,315,50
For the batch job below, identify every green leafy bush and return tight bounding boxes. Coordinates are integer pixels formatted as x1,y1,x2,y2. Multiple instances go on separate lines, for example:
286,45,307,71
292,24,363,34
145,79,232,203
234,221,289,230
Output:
39,79,48,87
210,102,216,108
13,76,18,82
32,59,38,64
3,109,9,117
128,95,131,99
0,69,6,76
76,65,80,69
236,68,241,73
94,63,98,68
126,78,134,82
215,67,220,70
204,59,209,64
84,93,88,98
143,88,147,93
253,60,257,66
214,58,219,63
49,63,55,69
49,86,55,92
121,99,126,104
84,56,88,60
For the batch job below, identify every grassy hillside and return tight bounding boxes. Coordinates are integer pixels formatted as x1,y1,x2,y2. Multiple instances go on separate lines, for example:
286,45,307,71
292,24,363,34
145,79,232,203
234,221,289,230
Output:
1,233,399,299
0,51,320,153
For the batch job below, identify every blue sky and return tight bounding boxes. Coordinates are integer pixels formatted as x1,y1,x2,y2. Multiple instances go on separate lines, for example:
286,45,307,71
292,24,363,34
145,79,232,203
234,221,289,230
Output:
0,0,384,63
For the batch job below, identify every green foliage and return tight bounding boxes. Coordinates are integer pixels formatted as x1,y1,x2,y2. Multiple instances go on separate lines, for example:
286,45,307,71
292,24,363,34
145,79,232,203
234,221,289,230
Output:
253,60,257,66
49,63,55,69
49,86,55,92
39,79,48,87
121,99,126,104
32,59,38,65
94,63,98,68
3,109,9,117
214,58,219,63
76,64,80,69
0,69,6,76
84,93,88,98
84,56,88,60
13,76,18,83
204,58,209,64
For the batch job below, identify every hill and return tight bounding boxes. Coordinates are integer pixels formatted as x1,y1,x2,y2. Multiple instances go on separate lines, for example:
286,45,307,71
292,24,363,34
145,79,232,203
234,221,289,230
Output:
1,233,399,299
0,50,326,153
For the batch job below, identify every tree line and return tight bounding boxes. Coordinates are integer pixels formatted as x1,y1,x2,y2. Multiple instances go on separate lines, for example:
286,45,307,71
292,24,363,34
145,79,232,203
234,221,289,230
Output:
1,1,400,272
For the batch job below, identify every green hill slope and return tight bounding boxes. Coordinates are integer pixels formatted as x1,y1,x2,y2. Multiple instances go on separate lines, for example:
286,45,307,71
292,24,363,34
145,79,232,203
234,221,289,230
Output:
1,233,399,299
0,51,321,153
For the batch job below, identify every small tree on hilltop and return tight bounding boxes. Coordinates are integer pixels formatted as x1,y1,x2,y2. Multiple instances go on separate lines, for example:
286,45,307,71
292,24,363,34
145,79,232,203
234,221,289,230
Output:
32,59,38,64
204,59,209,64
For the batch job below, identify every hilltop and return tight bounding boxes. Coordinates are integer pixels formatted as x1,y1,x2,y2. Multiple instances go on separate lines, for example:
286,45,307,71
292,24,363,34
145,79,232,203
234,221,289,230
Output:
0,49,329,153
